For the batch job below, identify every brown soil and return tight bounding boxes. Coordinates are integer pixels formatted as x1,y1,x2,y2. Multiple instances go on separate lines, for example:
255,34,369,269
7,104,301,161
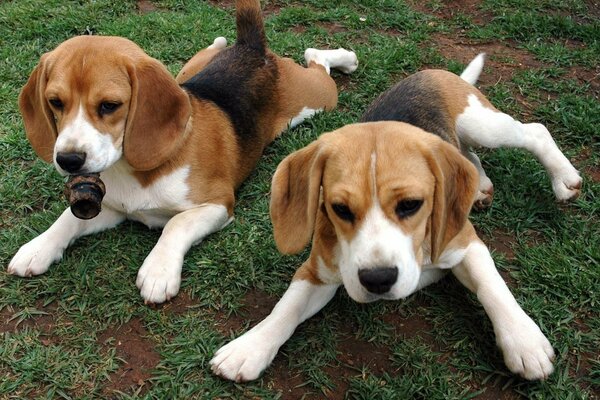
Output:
98,318,161,396
137,0,158,14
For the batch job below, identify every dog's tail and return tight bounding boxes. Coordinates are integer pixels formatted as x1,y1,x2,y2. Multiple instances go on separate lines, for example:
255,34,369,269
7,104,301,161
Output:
459,53,485,85
235,0,266,55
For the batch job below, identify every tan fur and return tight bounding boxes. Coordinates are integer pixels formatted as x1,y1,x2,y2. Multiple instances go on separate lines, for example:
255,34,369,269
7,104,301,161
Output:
426,69,498,131
270,121,479,280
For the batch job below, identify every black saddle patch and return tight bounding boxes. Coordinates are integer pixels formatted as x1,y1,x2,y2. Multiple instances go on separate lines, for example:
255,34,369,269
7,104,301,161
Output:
360,72,454,143
181,45,278,143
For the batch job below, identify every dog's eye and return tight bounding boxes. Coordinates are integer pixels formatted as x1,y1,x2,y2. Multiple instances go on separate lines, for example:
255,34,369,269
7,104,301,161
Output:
98,102,121,116
331,203,355,223
48,98,63,110
395,199,423,218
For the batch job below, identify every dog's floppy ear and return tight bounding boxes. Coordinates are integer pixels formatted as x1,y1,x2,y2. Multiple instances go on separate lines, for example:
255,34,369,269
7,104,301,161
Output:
270,140,329,254
424,139,478,262
19,54,57,163
124,57,191,171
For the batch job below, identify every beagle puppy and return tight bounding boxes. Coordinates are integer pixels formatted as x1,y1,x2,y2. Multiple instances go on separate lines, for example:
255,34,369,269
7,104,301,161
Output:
210,54,581,382
8,0,358,304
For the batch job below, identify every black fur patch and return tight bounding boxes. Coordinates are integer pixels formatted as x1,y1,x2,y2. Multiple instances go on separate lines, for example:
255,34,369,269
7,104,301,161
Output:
181,45,278,143
360,72,454,143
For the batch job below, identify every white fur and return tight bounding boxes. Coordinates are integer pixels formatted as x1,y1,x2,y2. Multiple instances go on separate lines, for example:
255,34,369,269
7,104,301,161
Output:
452,242,555,380
304,48,358,75
208,36,227,50
338,203,420,303
459,53,485,85
8,207,126,277
463,150,494,204
317,255,341,284
54,105,122,174
136,203,231,303
457,94,582,201
210,280,339,382
289,107,322,129
101,160,195,228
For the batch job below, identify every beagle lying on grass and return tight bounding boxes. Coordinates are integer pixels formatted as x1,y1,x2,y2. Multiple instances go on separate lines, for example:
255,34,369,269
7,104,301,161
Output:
8,0,358,304
211,54,581,382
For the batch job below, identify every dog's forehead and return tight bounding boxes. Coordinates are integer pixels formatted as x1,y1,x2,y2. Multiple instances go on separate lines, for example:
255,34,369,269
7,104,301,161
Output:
44,37,140,97
323,122,435,193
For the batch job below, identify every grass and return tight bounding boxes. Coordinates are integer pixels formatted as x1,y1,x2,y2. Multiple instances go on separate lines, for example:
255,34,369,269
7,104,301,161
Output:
0,0,598,398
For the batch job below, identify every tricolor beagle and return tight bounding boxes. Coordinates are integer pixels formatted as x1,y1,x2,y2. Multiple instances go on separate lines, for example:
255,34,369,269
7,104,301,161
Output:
8,0,358,304
211,54,581,382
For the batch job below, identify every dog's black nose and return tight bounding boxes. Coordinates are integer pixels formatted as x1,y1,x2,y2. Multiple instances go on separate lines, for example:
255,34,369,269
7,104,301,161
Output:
56,152,86,173
358,267,398,294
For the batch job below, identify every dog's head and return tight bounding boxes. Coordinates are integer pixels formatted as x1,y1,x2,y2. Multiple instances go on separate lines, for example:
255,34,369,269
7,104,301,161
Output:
19,35,191,174
271,122,478,302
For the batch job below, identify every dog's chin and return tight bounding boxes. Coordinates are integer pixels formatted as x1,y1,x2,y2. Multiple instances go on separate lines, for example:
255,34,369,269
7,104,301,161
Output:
343,276,421,304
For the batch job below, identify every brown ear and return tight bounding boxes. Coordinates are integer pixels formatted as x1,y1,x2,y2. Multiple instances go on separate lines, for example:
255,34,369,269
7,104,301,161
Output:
19,54,57,163
425,139,479,262
270,140,329,254
124,58,191,171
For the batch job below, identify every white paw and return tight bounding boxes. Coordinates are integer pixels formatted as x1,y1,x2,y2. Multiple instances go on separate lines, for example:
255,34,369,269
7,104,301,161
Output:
474,184,494,210
551,168,582,202
135,250,182,304
304,48,359,75
8,235,63,277
208,36,227,50
334,48,359,74
210,329,278,382
496,315,555,380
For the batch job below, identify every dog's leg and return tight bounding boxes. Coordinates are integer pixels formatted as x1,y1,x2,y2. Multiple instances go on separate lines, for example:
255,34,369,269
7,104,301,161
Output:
136,203,231,304
457,95,581,202
451,240,554,380
304,48,358,75
210,277,339,382
462,150,494,209
8,207,125,277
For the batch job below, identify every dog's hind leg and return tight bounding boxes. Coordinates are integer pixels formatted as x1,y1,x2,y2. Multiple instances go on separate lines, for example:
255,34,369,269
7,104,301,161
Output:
456,94,581,202
462,149,495,209
270,48,358,135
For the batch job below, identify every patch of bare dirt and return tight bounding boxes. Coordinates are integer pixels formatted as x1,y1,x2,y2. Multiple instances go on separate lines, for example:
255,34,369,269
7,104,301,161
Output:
407,0,491,24
98,318,161,396
137,0,158,14
213,289,278,336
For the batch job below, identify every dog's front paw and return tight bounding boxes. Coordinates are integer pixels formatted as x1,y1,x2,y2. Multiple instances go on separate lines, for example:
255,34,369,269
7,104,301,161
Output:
8,235,63,277
210,330,278,382
496,315,555,380
552,168,582,202
136,250,182,304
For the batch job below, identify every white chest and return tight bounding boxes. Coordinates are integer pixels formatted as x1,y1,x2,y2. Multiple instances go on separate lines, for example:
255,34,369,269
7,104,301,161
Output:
100,161,195,228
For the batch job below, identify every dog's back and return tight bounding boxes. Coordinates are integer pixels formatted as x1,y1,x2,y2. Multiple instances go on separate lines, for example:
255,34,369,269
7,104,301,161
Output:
181,0,278,145
360,55,487,147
